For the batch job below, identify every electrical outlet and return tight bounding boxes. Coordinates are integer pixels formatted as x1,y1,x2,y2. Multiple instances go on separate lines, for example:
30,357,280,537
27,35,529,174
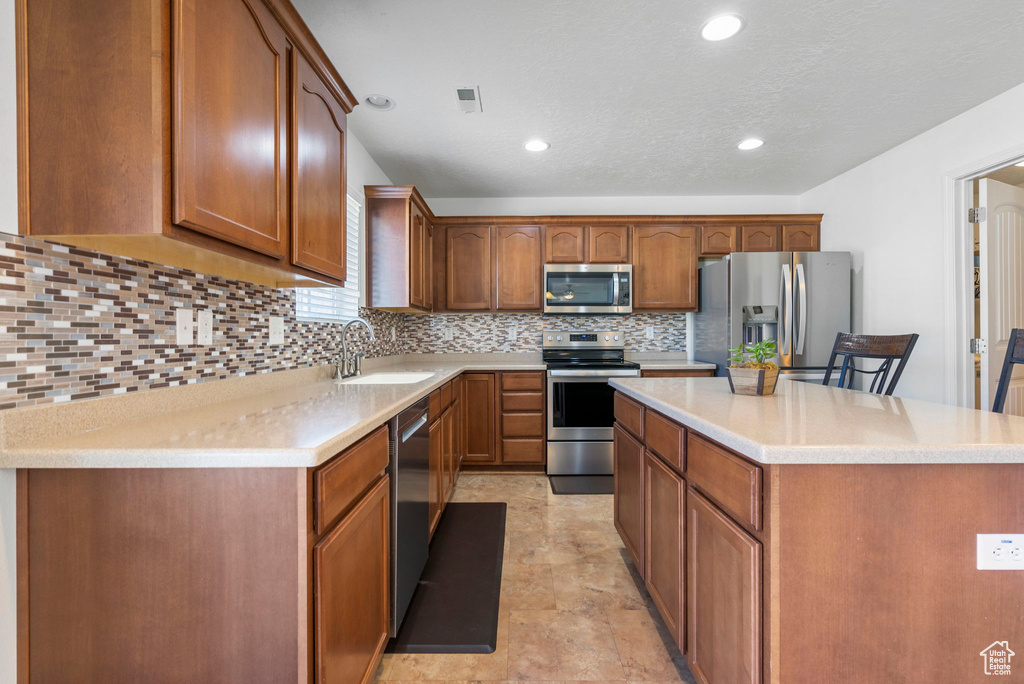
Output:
269,316,284,345
443,328,454,341
977,534,1024,570
391,326,397,342
507,326,517,342
175,308,194,346
197,310,213,345
646,326,655,339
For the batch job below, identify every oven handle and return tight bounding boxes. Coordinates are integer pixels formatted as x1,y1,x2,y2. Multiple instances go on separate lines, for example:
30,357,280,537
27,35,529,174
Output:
548,369,641,378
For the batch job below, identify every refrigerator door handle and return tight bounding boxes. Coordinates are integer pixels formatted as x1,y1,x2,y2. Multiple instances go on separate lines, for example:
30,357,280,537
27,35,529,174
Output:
779,264,792,355
795,262,808,355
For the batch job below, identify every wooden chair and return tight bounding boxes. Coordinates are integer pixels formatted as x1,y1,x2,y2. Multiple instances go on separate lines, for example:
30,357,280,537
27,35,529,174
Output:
992,328,1024,413
822,333,919,396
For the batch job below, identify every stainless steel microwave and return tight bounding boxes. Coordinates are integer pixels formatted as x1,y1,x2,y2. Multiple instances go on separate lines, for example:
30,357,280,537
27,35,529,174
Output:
543,264,632,314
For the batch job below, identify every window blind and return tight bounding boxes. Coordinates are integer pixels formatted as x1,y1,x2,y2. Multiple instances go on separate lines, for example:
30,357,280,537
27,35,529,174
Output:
295,195,361,322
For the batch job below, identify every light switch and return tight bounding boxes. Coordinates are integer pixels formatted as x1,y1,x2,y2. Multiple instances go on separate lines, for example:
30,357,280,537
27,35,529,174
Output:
175,308,194,346
645,326,655,339
269,316,284,345
977,534,1024,570
197,310,213,345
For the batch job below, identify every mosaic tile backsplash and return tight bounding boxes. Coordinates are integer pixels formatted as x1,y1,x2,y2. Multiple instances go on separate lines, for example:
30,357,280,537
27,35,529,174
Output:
0,231,686,410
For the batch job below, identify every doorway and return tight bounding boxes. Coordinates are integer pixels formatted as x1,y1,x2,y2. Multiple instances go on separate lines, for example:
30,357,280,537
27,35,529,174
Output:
959,160,1024,414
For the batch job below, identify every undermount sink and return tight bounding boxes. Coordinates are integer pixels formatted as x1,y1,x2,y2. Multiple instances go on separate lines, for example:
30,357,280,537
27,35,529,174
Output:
339,372,435,385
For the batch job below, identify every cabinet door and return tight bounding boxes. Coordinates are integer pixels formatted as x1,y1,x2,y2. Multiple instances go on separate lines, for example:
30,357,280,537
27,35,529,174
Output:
315,475,390,684
447,226,492,310
781,224,820,252
645,452,685,651
423,219,434,310
544,226,586,263
291,49,347,281
687,489,762,684
740,226,780,252
428,416,442,537
173,0,289,258
588,225,630,263
632,225,698,310
409,205,427,309
442,407,454,502
463,373,496,463
614,424,645,573
452,391,463,484
700,226,739,256
495,225,543,310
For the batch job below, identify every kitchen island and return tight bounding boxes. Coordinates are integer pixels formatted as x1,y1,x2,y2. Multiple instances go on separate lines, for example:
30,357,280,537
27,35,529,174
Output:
609,377,1024,684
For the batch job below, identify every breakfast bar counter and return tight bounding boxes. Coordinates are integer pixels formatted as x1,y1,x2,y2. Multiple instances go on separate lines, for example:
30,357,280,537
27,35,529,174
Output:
608,377,1024,684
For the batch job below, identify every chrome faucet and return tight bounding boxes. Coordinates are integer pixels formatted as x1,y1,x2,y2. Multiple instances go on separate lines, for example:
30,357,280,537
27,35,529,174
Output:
336,317,375,378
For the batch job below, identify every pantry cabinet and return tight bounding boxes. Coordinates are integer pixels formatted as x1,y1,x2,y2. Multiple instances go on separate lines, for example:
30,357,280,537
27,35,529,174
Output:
365,186,434,312
18,0,358,287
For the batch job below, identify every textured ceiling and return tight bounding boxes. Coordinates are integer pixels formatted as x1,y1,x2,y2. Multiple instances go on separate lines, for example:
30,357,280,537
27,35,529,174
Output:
293,0,1024,198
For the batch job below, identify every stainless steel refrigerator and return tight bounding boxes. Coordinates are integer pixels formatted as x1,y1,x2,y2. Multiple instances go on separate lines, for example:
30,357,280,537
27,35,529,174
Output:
694,252,851,381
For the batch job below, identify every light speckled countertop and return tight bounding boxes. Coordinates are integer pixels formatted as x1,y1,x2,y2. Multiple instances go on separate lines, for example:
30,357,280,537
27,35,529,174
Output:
610,377,1024,464
0,353,714,469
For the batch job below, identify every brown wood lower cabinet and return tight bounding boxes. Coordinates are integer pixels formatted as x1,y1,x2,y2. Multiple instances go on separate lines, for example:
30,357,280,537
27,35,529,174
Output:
644,451,685,651
315,475,391,684
498,371,546,465
613,423,645,571
429,414,443,537
687,488,761,684
640,369,716,378
463,372,497,463
17,423,392,683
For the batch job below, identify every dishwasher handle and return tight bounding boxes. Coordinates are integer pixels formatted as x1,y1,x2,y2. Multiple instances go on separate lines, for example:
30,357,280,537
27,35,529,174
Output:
400,414,428,443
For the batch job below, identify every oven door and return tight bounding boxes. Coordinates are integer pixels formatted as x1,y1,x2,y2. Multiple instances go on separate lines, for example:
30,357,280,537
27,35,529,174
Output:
544,264,632,314
547,369,638,441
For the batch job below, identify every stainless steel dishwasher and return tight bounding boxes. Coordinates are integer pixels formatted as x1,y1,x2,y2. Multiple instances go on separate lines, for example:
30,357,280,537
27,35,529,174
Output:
389,397,430,635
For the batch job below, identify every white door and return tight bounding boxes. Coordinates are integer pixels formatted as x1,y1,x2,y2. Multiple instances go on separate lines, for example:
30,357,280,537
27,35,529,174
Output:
979,178,1024,415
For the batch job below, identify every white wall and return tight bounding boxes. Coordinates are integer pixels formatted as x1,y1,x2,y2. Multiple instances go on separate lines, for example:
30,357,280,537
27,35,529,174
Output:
0,0,16,678
426,194,800,217
798,81,1024,403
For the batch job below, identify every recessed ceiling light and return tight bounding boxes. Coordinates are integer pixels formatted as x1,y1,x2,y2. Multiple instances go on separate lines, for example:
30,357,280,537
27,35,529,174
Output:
364,94,396,111
701,14,744,41
524,140,550,152
737,138,764,150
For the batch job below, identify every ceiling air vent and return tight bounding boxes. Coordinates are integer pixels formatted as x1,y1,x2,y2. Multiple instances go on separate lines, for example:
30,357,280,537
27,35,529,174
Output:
454,86,482,114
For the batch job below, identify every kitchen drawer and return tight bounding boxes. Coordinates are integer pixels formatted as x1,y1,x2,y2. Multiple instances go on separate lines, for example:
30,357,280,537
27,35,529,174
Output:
440,381,453,409
500,438,545,463
686,434,762,531
501,372,545,391
614,392,644,440
645,410,685,472
501,411,545,438
641,369,716,378
314,424,390,534
429,388,443,422
502,390,544,412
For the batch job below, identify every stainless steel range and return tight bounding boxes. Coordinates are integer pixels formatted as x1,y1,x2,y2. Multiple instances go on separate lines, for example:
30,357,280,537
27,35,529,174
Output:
544,331,640,475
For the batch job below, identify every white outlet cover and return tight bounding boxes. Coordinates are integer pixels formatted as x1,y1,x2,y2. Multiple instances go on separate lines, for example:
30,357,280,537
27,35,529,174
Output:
269,316,285,345
197,310,213,345
443,328,453,341
646,326,655,339
175,308,194,346
977,534,1024,570
508,326,517,342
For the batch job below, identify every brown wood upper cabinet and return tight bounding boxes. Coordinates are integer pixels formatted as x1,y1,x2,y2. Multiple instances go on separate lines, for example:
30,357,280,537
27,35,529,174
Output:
740,226,781,252
447,226,493,310
632,225,698,311
495,226,543,310
781,224,820,252
18,0,358,287
366,187,433,312
544,225,629,263
291,48,348,281
700,226,740,256
174,0,290,259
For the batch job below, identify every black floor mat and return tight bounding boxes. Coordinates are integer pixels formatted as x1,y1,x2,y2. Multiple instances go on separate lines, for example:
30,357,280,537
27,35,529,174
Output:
549,475,614,495
388,502,507,654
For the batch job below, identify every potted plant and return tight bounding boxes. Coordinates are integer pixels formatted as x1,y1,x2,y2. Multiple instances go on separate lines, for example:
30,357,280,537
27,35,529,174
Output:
726,339,779,396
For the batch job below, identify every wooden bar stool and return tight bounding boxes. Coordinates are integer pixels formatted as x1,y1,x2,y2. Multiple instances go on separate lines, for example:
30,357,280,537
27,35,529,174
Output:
992,328,1024,413
822,333,920,396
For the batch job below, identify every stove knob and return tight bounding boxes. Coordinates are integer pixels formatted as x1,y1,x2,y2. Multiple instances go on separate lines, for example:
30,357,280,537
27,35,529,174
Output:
556,335,562,341
604,335,610,341
547,335,552,341
614,335,620,341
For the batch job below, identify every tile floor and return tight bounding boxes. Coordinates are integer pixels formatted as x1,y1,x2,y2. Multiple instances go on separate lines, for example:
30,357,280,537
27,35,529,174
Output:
375,473,697,684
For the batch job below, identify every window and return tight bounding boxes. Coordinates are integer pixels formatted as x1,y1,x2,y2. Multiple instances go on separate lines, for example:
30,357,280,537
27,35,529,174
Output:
295,194,361,322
